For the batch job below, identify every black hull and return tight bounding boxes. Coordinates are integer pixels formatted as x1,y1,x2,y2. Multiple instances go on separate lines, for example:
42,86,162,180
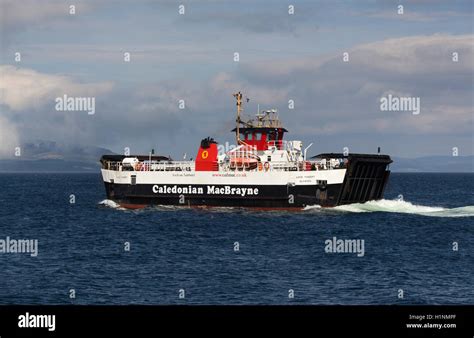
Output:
104,182,343,209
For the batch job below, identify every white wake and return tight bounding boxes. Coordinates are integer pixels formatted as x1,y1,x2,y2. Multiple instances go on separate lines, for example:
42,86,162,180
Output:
98,199,126,210
330,199,474,217
98,198,473,217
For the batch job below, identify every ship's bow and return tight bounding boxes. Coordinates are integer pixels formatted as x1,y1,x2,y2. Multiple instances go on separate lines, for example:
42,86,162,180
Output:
336,154,392,205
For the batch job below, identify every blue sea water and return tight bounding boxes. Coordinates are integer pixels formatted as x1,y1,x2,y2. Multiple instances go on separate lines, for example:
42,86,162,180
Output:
0,173,472,305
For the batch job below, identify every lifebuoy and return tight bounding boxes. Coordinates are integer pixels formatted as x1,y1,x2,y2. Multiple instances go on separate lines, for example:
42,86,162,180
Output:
264,162,270,171
258,162,263,171
201,150,209,159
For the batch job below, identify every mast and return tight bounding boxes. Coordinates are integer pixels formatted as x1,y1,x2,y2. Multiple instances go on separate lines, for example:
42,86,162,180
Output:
233,91,243,144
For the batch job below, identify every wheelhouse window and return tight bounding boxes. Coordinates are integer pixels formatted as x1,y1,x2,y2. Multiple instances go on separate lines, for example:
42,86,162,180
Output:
247,132,253,141
255,132,262,141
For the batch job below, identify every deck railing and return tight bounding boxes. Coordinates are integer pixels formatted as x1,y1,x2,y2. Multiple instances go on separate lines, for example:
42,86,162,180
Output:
103,160,195,172
102,158,346,172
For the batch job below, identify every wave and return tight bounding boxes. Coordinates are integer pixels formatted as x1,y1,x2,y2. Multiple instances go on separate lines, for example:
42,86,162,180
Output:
98,198,473,217
330,199,474,217
302,205,322,211
98,199,126,210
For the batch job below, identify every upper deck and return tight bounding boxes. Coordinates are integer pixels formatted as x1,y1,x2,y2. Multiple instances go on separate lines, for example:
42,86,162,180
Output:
100,144,350,173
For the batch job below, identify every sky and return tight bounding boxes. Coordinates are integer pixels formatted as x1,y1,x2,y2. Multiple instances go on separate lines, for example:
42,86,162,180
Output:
0,0,473,159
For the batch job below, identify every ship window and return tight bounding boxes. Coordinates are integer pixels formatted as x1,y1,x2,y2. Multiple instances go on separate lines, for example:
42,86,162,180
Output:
247,133,253,141
268,131,275,141
239,132,245,140
131,175,136,185
255,132,262,141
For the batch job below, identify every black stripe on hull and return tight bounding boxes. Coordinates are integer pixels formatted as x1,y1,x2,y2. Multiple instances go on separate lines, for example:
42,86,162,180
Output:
104,183,342,208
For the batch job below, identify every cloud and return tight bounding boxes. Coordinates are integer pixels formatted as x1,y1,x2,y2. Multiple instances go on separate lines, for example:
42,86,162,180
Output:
0,0,100,48
0,0,72,28
0,65,114,111
0,33,472,158
10,43,224,65
178,3,318,35
349,34,473,74
0,0,98,28
102,32,472,156
241,34,473,79
357,9,472,22
234,34,473,137
0,65,114,157
0,115,19,158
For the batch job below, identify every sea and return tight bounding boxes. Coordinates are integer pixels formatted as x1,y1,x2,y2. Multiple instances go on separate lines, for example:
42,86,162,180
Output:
0,173,472,304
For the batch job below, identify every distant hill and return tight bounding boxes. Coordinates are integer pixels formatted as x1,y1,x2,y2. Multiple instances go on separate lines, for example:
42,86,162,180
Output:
0,141,115,172
391,156,473,173
0,141,472,173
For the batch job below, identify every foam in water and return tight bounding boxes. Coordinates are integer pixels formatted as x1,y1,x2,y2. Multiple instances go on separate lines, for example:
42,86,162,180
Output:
98,198,473,217
332,199,474,218
303,205,322,211
98,199,126,210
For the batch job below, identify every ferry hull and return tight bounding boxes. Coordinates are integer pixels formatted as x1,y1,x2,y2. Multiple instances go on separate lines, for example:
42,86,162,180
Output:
103,182,344,209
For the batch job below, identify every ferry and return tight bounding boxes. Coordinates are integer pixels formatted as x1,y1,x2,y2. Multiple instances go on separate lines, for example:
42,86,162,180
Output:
100,92,392,209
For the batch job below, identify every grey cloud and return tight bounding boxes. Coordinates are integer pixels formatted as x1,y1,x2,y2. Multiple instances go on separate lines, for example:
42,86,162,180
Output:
176,2,320,35
1,34,472,158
